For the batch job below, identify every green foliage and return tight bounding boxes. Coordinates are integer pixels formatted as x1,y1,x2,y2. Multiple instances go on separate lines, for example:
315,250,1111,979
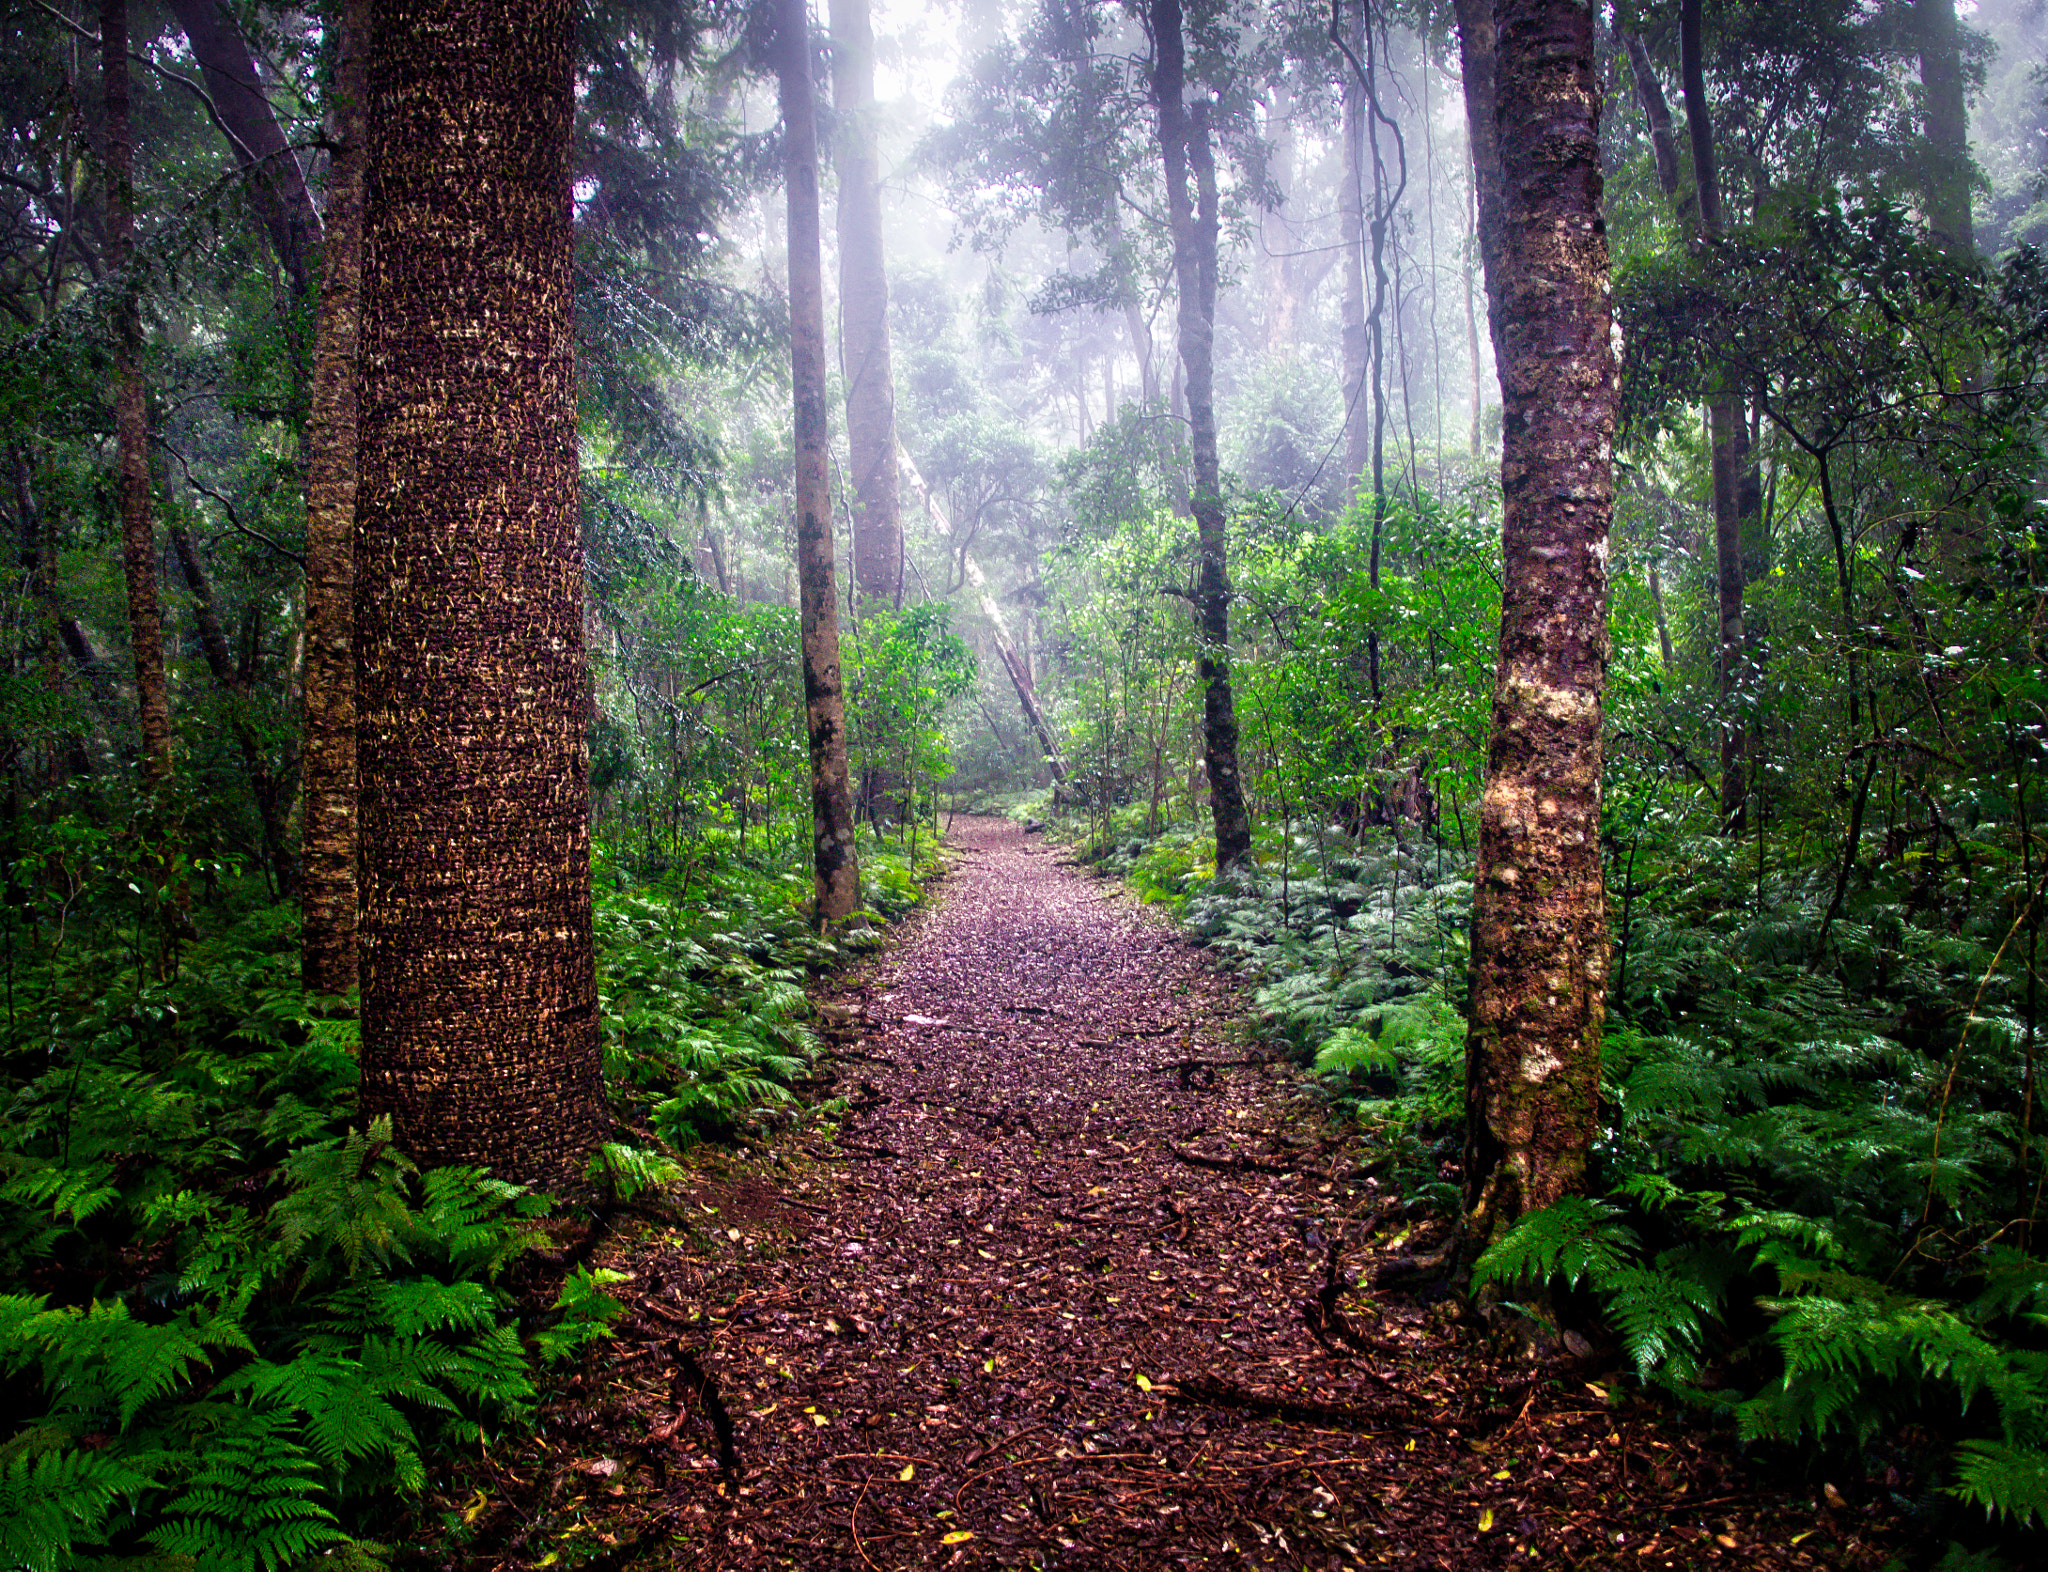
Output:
0,907,553,1565
594,858,825,1144
533,1266,633,1367
585,1141,685,1203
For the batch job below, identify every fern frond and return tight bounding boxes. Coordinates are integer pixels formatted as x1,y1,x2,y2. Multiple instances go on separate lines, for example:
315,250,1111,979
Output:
150,1409,346,1572
1606,1264,1720,1382
586,1142,683,1203
1949,1439,2048,1528
273,1118,418,1279
1472,1197,1640,1293
7,1297,219,1428
1969,1247,2048,1323
0,1445,159,1572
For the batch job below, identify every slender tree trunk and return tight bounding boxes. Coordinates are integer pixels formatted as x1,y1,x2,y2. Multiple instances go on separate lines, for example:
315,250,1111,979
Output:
1676,0,1749,834
1464,175,1483,455
1452,0,1506,374
782,0,859,924
1915,0,1975,258
830,0,903,614
1338,3,1371,493
1619,28,1697,232
102,0,173,790
1458,0,1616,1243
300,0,368,996
1262,86,1299,354
355,0,605,1190
1152,0,1250,871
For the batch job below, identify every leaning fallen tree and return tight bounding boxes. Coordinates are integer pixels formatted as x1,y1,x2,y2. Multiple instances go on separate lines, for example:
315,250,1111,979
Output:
897,445,1067,789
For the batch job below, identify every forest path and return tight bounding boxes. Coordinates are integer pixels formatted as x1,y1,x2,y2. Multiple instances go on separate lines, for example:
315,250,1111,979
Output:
535,818,1889,1571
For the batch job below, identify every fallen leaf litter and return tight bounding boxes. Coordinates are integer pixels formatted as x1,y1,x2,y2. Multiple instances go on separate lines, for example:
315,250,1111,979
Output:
450,816,1909,1570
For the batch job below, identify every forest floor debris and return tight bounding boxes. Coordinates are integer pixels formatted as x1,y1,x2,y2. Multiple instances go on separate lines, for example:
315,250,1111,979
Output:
436,817,1910,1570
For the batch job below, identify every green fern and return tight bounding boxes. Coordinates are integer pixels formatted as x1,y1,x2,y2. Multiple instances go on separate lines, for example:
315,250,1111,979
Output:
533,1266,631,1366
273,1118,417,1278
1605,1264,1720,1382
586,1141,684,1202
2,1296,241,1429
0,1443,158,1572
1950,1439,2048,1529
1472,1197,1642,1293
149,1409,348,1572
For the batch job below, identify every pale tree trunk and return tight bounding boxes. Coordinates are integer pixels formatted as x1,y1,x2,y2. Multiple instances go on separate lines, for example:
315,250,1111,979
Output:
355,0,605,1190
1452,0,1506,373
1152,0,1251,871
102,0,173,790
1261,85,1299,354
1338,2,1370,492
1458,0,1616,1243
830,0,903,613
1914,0,1974,259
898,446,1066,787
781,0,859,924
1678,0,1750,834
300,0,369,997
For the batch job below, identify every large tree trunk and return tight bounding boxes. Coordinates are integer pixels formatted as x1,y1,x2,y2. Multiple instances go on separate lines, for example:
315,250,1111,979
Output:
1458,0,1615,1244
355,0,605,1190
1914,0,1974,258
165,0,322,299
781,0,859,924
1152,0,1251,872
300,0,369,997
830,0,903,614
1677,0,1750,834
101,0,173,790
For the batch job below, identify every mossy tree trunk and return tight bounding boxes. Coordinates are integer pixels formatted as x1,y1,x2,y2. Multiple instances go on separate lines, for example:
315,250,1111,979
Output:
1458,0,1616,1243
354,0,606,1189
781,0,859,923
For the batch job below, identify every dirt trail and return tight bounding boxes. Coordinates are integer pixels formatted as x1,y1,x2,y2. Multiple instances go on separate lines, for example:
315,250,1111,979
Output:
517,818,1897,1570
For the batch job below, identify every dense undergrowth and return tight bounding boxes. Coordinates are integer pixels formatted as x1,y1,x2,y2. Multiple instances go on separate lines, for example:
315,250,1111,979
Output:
0,822,937,1571
1073,807,2047,1568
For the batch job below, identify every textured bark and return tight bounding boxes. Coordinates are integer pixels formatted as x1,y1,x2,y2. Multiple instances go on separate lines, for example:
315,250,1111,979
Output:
101,0,172,790
1458,0,1615,1242
300,0,368,997
899,447,1065,786
166,0,322,297
355,0,605,1189
1152,0,1250,872
1914,0,1974,257
830,0,903,614
782,0,859,925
